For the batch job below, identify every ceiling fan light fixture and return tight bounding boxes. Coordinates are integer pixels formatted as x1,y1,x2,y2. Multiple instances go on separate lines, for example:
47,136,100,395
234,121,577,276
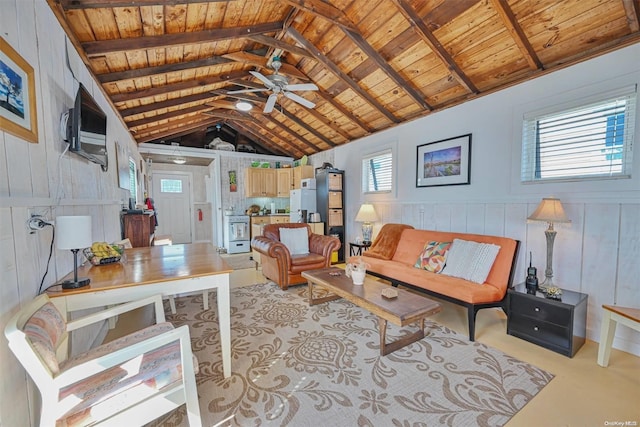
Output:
236,101,252,111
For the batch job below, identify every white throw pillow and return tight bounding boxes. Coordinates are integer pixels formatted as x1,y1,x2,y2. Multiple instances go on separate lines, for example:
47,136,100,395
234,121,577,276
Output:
279,227,310,255
442,238,501,284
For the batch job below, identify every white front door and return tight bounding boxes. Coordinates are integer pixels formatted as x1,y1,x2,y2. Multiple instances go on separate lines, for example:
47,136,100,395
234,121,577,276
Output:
152,172,192,244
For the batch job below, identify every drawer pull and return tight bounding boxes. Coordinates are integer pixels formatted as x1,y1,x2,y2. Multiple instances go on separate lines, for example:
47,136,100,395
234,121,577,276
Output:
533,326,539,332
534,307,540,312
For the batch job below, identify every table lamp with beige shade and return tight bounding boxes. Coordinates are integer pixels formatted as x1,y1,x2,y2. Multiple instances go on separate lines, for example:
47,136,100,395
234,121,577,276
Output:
355,203,378,244
527,198,571,288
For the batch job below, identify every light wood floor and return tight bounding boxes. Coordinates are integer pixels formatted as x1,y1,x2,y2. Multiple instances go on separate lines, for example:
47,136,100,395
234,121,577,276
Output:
109,266,640,426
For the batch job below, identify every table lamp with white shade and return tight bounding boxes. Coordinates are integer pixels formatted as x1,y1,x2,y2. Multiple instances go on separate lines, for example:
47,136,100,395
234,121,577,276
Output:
355,204,378,244
527,198,571,288
56,215,93,289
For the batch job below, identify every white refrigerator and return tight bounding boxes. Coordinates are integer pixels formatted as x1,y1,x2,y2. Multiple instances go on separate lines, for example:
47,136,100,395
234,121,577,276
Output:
290,189,317,222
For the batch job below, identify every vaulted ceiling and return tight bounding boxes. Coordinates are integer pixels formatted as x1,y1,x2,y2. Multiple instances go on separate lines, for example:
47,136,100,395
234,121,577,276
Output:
47,0,640,159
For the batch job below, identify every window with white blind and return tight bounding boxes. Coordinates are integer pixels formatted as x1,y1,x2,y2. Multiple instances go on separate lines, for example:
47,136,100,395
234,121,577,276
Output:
521,87,636,183
128,158,137,201
362,149,392,193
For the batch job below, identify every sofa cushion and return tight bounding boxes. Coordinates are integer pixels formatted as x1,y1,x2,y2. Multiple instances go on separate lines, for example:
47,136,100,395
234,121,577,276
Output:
280,227,309,255
414,241,452,273
442,239,501,284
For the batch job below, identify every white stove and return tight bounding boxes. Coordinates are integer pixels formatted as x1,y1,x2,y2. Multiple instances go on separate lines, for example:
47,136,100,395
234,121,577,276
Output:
223,214,250,254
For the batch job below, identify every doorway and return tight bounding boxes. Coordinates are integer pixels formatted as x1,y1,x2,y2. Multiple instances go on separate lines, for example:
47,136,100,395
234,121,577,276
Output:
151,172,193,244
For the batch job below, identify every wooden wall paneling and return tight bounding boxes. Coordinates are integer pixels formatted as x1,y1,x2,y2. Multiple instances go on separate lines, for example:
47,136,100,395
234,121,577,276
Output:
504,203,528,281
581,203,621,336
0,206,32,427
484,203,505,237
421,203,437,230
466,203,486,234
0,132,8,196
434,203,452,231
450,203,468,232
5,134,32,196
613,203,640,351
556,202,584,290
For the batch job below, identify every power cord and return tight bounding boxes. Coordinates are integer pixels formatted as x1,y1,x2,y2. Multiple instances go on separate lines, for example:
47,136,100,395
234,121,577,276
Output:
37,222,55,295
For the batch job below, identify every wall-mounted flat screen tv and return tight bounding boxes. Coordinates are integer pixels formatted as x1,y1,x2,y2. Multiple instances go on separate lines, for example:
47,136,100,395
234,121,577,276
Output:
66,84,107,168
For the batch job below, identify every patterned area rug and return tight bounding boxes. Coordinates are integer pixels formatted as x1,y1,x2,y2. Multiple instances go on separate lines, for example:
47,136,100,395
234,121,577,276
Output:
150,283,553,427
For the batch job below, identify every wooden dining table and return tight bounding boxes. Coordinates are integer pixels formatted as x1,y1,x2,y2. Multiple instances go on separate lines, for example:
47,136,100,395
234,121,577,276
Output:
46,242,233,378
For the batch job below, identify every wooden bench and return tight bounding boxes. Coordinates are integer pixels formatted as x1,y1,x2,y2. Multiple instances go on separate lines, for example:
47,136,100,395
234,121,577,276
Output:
597,305,640,367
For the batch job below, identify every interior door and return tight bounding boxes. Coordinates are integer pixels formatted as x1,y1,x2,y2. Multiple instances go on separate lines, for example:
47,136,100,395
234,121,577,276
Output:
152,172,192,244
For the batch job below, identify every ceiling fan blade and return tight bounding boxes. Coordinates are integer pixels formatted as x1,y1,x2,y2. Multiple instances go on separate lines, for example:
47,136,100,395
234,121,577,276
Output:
284,91,315,109
227,88,268,94
250,70,275,89
264,94,277,113
284,83,318,92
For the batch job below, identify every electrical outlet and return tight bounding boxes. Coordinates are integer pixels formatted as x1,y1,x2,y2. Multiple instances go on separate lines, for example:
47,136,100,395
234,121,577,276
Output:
26,210,51,233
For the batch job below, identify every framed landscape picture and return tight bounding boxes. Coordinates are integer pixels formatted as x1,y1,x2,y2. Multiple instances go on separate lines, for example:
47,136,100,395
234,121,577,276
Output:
416,134,471,187
0,37,38,143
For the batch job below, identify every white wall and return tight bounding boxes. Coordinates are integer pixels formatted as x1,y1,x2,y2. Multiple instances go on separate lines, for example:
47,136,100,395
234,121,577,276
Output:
333,43,640,357
0,1,144,425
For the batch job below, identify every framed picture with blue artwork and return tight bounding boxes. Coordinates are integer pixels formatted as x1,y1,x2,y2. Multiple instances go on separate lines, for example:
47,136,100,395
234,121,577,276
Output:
0,37,38,143
416,134,471,187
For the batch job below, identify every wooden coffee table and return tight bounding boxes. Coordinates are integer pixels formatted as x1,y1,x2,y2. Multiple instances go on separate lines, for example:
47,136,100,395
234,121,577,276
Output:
302,267,442,356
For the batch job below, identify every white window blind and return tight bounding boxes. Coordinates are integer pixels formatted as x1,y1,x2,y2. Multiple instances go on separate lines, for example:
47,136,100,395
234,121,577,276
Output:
521,87,636,182
128,158,137,201
362,149,392,193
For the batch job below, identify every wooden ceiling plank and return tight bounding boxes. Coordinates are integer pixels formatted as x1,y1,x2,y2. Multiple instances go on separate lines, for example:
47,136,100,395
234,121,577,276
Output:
200,110,256,123
276,109,336,147
489,0,544,70
127,104,216,129
120,91,217,117
97,56,235,83
238,119,307,157
136,117,220,144
229,122,294,157
621,0,640,31
110,70,248,102
82,21,284,56
287,27,400,124
390,0,479,94
341,29,432,111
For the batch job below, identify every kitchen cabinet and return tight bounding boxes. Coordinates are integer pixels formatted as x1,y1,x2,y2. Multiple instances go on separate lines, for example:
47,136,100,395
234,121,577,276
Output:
292,165,314,189
276,169,293,197
245,168,277,197
316,168,345,262
122,213,155,247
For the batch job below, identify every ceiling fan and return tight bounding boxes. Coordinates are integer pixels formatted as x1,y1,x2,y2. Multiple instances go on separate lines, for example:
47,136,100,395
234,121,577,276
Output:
227,57,318,113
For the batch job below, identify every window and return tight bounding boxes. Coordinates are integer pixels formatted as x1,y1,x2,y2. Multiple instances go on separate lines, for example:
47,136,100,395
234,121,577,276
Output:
160,179,183,193
128,158,137,202
362,149,392,193
521,87,636,182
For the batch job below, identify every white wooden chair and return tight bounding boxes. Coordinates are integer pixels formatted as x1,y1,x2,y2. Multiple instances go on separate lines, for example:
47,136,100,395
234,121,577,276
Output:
4,294,202,426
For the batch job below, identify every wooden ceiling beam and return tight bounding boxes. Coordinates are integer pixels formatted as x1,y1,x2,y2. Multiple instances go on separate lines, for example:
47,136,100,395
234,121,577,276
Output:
287,27,400,124
110,70,249,103
275,108,336,148
222,51,309,81
136,117,220,144
246,35,313,58
119,92,217,117
200,110,256,123
236,120,307,158
227,122,290,156
621,0,640,32
489,0,543,70
60,0,229,8
252,114,319,153
341,29,432,111
314,91,373,134
96,56,235,83
390,0,479,94
280,0,359,32
82,21,284,57
127,104,216,129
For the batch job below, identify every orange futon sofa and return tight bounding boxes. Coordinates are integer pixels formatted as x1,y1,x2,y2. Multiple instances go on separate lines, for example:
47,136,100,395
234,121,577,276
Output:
362,224,520,341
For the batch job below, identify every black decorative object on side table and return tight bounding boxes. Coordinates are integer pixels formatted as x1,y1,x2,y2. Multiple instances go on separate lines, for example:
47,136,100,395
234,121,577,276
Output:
507,284,588,357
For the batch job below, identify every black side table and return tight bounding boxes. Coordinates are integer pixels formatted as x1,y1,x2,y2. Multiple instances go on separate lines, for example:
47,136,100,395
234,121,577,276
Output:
507,284,588,357
349,242,371,256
